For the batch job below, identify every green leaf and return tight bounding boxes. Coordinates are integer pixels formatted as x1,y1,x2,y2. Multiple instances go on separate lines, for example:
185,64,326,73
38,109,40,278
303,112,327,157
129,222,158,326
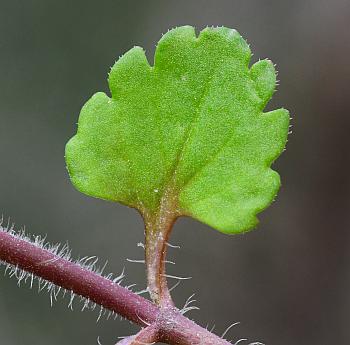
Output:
65,26,290,234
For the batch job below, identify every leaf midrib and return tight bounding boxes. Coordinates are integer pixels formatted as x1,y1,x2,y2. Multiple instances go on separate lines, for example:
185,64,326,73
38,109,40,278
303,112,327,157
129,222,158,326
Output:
160,59,232,213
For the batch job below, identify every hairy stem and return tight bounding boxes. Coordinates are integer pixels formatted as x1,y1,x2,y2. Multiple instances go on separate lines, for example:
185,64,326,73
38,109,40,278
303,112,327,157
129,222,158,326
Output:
0,230,157,326
0,229,232,345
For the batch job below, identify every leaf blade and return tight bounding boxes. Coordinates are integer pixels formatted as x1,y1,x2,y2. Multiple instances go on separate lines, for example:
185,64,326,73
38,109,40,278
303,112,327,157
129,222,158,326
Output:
65,26,290,234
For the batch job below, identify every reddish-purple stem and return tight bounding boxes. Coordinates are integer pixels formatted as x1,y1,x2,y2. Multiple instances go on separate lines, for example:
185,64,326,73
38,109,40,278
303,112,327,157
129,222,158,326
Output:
0,230,157,326
0,230,232,345
115,325,158,344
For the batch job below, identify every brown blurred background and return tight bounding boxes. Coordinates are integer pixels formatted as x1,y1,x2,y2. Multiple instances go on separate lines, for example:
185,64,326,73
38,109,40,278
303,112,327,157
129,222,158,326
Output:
0,1,349,344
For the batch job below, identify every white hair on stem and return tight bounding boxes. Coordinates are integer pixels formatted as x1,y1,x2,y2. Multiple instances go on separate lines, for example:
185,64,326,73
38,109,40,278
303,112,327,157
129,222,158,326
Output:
221,322,240,338
180,292,200,315
0,218,133,323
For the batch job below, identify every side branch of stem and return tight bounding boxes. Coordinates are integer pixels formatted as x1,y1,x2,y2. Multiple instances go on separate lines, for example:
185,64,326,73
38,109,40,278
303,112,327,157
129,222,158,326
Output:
115,325,158,344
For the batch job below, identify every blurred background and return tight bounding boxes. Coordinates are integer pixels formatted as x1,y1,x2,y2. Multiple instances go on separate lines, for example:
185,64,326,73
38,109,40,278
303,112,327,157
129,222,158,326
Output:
0,0,349,344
